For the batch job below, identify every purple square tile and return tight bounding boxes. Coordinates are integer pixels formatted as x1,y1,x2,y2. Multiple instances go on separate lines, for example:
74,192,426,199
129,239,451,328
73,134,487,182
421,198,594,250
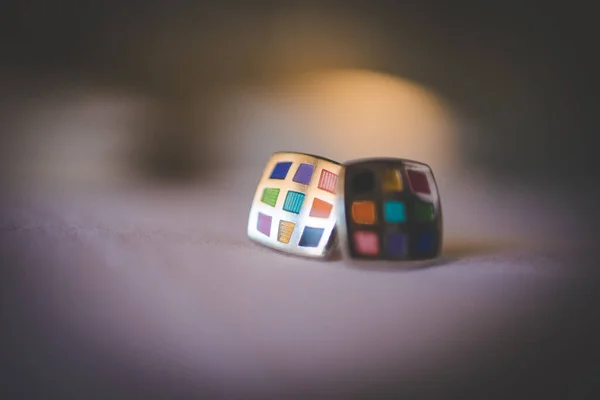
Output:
386,232,407,257
292,163,315,185
257,212,272,237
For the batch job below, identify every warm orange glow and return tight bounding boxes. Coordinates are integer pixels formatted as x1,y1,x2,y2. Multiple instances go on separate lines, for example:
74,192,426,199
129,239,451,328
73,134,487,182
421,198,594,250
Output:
218,68,458,178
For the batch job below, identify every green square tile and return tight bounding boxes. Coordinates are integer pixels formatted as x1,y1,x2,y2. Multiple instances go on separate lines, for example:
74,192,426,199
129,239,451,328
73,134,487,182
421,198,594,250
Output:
261,188,280,207
415,202,434,222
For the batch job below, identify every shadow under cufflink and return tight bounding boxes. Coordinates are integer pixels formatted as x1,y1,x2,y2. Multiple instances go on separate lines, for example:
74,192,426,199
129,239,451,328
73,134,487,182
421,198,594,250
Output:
340,257,450,272
337,241,514,272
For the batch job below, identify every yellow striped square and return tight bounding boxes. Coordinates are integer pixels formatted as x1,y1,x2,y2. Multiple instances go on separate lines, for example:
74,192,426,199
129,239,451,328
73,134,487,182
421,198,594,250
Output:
278,220,296,244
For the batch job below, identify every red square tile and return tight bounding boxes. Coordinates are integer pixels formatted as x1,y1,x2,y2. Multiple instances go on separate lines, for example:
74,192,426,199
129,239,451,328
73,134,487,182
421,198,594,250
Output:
317,169,338,193
407,169,431,194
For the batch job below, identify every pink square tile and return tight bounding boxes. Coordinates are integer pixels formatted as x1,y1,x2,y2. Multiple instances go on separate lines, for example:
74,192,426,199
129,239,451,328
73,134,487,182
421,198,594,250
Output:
353,231,379,256
257,212,272,237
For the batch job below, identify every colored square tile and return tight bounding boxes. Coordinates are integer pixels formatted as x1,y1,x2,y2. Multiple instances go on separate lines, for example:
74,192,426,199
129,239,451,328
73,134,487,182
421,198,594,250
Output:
384,201,406,223
318,169,338,193
299,226,324,247
278,220,296,244
417,232,434,252
415,202,434,221
382,169,403,192
261,188,280,207
270,162,293,179
407,169,431,194
309,198,333,218
353,231,379,255
352,201,376,224
282,191,305,214
386,232,407,257
293,163,315,185
351,170,375,194
257,213,272,236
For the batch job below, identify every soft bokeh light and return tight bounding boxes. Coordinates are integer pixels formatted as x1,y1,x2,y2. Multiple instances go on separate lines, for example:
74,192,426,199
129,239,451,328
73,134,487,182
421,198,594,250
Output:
4,68,576,252
213,69,456,175
6,89,150,189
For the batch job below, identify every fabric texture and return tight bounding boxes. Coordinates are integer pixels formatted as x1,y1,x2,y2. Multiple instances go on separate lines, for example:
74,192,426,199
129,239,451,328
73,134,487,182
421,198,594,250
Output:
0,175,591,399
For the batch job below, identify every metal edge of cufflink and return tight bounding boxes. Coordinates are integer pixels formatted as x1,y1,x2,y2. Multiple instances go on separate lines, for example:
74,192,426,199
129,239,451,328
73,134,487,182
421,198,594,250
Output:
336,157,443,263
335,166,353,260
247,151,343,260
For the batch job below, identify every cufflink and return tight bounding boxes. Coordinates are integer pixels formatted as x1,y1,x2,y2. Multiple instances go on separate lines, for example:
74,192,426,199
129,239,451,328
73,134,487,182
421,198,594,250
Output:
247,152,342,259
337,158,442,260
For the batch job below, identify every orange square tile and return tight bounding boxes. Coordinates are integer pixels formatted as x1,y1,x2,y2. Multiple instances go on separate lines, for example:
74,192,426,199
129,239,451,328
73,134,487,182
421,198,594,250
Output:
353,231,379,255
310,198,333,218
351,201,376,224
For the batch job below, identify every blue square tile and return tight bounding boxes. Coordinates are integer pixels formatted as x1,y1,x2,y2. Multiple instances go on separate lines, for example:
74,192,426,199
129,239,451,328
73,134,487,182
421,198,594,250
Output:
417,232,434,252
270,162,293,179
384,201,406,223
299,227,324,247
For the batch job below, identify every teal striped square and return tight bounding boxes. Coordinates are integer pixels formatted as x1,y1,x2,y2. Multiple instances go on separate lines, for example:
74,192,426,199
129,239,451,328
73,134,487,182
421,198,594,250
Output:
283,191,305,214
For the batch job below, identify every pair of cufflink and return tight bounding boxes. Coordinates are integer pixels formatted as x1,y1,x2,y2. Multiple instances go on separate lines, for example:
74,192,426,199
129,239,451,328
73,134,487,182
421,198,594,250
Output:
247,152,442,261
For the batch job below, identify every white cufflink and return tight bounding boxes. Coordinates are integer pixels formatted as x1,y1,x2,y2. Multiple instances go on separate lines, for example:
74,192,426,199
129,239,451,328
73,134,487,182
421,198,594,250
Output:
247,152,342,259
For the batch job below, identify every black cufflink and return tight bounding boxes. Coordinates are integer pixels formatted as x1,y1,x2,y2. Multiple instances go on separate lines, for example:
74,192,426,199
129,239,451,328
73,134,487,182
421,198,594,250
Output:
336,158,442,261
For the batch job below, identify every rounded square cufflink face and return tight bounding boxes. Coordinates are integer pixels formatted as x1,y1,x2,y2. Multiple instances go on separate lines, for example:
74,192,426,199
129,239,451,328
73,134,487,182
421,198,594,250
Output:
337,158,443,261
247,152,342,258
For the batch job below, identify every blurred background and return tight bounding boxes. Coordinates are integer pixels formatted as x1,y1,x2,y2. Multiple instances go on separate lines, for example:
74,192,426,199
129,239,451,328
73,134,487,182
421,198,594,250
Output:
1,1,595,247
1,1,598,399
0,1,594,183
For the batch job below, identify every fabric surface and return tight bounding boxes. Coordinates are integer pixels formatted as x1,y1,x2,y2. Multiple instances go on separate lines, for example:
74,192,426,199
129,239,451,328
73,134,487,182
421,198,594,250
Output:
1,175,595,399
